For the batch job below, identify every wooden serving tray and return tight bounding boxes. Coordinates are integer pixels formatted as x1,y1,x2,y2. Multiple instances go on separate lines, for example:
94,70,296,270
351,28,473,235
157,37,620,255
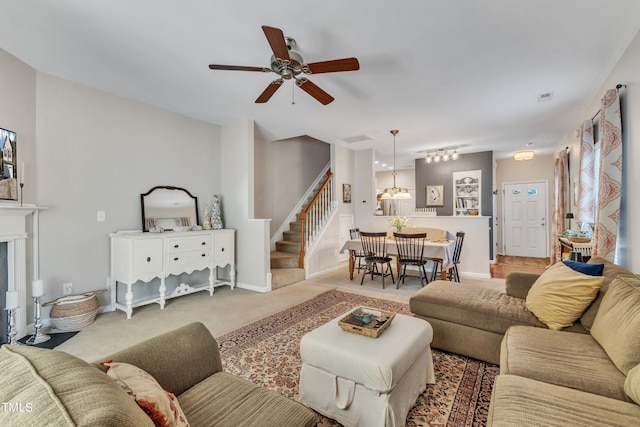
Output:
338,307,396,338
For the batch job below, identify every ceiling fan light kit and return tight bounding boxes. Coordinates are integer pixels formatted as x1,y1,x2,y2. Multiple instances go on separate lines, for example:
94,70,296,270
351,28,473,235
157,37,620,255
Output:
208,25,359,105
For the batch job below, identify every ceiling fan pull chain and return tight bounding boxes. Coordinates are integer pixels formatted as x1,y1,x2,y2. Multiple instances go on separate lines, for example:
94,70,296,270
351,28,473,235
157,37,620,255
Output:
292,80,295,105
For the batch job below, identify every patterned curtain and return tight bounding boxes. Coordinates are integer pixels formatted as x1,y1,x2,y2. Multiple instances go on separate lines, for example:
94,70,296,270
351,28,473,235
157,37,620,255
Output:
578,120,596,225
592,89,623,261
550,149,569,264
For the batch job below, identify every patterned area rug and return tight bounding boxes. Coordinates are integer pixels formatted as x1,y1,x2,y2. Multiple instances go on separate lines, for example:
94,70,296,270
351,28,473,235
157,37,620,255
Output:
217,289,497,427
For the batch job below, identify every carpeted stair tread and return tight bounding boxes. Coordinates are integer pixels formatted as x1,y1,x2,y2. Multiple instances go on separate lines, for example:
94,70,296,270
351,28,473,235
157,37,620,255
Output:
275,240,301,253
283,230,301,242
271,268,306,289
270,251,299,268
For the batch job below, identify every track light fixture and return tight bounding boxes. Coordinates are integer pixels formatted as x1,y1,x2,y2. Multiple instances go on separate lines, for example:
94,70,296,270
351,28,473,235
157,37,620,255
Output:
425,148,459,164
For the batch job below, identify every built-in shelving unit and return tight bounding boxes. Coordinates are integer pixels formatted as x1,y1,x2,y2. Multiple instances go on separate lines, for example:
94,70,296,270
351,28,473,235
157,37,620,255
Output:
453,170,481,216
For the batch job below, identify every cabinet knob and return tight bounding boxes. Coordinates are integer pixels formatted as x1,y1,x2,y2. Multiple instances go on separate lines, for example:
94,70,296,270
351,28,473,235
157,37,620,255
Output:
201,253,206,257
221,247,225,252
174,257,179,261
174,244,179,248
147,257,151,262
201,242,206,246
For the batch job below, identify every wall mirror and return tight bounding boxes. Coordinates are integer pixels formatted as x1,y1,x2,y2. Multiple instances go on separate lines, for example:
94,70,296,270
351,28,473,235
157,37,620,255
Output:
141,186,199,232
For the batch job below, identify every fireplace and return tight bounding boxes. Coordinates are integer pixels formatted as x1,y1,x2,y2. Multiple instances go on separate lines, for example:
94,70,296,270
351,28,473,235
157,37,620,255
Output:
0,204,43,340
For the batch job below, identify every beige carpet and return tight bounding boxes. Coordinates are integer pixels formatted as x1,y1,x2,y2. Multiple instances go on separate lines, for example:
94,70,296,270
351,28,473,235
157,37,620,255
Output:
56,265,505,362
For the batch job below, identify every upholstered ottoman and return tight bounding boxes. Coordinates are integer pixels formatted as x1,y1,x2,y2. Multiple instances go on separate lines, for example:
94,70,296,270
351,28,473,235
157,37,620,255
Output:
299,311,435,427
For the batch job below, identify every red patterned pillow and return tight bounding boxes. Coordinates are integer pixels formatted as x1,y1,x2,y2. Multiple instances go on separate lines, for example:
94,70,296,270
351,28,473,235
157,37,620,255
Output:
102,361,189,427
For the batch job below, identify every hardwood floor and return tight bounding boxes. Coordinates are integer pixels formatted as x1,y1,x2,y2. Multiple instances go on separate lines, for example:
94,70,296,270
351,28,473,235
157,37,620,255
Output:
490,254,549,278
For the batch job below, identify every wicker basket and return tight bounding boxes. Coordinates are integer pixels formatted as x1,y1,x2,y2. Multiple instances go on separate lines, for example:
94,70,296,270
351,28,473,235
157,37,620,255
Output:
43,290,105,331
338,307,396,338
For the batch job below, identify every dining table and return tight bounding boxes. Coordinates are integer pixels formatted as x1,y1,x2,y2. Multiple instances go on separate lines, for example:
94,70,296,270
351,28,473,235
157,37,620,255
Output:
340,238,456,280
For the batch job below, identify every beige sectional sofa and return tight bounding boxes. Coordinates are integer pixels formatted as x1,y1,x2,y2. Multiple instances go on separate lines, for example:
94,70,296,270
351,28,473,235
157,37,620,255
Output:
0,322,317,427
410,257,640,426
409,256,635,364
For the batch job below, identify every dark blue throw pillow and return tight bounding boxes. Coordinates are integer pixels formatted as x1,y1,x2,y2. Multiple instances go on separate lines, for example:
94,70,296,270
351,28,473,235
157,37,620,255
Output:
563,260,604,276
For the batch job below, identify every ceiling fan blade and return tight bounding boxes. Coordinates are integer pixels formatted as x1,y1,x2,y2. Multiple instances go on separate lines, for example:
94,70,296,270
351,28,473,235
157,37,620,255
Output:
255,79,284,103
305,57,360,74
262,25,290,61
209,64,270,72
296,78,334,105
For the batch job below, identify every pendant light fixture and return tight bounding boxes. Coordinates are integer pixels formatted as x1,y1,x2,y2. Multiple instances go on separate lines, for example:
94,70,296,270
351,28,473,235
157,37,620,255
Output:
380,130,412,200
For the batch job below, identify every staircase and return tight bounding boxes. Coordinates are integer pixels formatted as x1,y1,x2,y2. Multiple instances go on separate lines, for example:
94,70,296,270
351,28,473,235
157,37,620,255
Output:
270,169,334,290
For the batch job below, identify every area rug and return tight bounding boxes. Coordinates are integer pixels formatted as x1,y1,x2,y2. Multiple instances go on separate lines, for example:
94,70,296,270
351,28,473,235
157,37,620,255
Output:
217,289,498,427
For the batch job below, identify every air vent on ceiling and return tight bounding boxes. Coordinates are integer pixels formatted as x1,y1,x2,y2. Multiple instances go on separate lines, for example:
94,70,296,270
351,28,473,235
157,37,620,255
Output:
342,134,373,143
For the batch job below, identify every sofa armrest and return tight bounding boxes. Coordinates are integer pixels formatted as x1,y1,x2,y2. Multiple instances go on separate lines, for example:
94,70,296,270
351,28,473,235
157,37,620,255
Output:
94,322,222,396
505,272,540,299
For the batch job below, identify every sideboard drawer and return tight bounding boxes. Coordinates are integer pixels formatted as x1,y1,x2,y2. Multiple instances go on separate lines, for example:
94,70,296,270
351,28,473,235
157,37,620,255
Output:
166,249,212,266
167,236,212,253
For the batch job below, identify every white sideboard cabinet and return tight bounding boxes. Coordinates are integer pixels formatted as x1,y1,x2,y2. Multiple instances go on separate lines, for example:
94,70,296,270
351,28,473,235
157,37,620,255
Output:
110,229,235,319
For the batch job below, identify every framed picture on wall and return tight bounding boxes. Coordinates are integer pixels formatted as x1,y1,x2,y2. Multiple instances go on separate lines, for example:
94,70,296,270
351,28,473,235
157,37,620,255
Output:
343,183,352,203
426,185,444,206
0,128,18,201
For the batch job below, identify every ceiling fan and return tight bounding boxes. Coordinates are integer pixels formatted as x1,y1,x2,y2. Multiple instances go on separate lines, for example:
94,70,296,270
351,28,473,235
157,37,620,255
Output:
208,26,360,105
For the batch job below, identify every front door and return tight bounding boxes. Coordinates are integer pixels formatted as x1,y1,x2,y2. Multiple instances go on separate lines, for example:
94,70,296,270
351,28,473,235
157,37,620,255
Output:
503,181,548,258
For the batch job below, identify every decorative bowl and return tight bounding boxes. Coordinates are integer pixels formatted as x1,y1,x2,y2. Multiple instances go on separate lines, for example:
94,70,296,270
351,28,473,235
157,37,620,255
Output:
352,309,373,324
468,209,479,216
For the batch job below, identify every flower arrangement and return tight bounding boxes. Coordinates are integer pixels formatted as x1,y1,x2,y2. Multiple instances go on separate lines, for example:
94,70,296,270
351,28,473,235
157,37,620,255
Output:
388,216,409,232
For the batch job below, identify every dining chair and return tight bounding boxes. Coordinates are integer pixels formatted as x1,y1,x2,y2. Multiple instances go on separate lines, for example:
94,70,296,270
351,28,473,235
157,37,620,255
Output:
393,232,429,288
349,228,367,274
359,231,395,289
432,232,465,282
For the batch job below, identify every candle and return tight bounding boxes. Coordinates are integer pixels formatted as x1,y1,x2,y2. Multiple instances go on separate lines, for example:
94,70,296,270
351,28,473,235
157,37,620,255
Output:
32,279,44,297
6,291,18,309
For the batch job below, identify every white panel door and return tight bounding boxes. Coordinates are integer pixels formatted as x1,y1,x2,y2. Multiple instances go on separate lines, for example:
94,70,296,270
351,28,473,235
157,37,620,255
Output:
503,181,548,258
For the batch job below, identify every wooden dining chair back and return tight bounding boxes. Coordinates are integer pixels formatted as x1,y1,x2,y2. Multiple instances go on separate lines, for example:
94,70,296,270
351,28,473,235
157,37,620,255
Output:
358,231,395,289
349,228,366,273
394,232,429,288
449,231,465,282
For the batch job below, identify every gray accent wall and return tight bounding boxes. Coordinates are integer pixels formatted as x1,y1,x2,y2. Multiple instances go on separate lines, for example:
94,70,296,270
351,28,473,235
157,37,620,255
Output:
415,151,494,256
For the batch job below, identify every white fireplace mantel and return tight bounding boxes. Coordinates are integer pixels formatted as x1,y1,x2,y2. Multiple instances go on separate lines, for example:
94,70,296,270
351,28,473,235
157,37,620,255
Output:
0,203,46,339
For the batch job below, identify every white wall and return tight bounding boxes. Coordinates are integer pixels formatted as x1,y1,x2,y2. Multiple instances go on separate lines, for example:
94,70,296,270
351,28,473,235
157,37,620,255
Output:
304,144,355,275
253,133,329,238
34,73,221,309
221,119,271,291
555,29,640,270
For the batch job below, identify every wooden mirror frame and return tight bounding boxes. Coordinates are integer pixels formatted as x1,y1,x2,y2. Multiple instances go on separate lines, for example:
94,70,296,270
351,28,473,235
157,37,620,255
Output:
140,186,199,232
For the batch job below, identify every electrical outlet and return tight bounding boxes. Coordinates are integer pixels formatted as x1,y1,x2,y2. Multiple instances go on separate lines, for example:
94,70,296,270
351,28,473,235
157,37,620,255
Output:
97,211,106,222
63,283,73,295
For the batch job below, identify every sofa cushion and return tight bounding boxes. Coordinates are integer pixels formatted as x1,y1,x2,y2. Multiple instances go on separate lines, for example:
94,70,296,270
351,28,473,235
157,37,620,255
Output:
410,281,545,335
581,257,638,330
591,276,640,374
178,372,317,427
625,363,640,405
0,344,152,427
500,326,628,401
525,261,604,330
487,374,640,427
103,361,189,426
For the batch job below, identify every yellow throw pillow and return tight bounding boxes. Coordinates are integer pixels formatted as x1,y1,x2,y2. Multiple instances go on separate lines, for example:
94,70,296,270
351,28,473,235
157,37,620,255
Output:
626,363,640,405
102,361,189,427
525,262,604,330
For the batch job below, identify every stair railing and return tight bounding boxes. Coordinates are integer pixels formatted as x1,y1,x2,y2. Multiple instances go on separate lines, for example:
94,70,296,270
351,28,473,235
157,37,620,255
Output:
298,170,334,268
